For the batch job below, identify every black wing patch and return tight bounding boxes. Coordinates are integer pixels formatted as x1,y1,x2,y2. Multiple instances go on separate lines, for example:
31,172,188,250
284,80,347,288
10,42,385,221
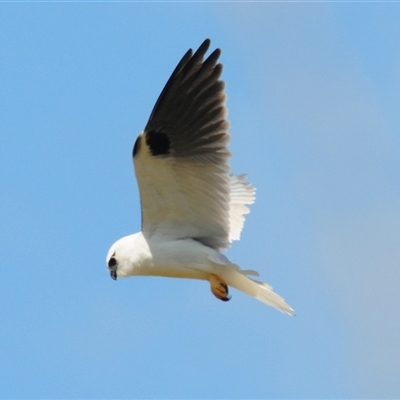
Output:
145,130,171,156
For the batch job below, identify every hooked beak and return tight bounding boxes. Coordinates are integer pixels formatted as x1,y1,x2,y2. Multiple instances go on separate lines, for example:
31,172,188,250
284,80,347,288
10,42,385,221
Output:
110,269,117,280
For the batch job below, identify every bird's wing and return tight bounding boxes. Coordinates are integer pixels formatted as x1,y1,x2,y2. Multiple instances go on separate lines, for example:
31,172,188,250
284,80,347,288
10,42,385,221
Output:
228,174,256,243
133,39,253,251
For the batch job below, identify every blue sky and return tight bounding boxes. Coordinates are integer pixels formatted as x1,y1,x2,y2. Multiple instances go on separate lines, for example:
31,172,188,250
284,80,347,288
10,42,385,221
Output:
1,3,400,398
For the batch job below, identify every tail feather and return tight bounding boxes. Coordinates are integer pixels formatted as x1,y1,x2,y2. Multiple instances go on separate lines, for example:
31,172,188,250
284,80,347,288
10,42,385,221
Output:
222,267,294,315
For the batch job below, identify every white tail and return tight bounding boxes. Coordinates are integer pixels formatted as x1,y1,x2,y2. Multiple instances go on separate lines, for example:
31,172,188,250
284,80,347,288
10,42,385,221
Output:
221,266,294,315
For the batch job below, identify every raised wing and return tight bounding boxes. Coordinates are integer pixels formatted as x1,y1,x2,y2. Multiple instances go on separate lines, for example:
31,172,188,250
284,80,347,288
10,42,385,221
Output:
133,39,253,251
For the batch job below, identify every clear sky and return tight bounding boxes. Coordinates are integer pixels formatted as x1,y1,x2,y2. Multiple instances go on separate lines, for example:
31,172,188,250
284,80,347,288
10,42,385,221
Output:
1,3,400,398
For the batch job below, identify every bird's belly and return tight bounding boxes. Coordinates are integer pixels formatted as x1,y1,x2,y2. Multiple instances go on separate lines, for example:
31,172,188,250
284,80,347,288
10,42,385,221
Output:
142,237,218,281
142,266,210,281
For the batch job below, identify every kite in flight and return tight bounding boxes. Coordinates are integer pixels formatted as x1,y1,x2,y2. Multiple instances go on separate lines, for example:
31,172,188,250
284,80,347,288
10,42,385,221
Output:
106,39,294,315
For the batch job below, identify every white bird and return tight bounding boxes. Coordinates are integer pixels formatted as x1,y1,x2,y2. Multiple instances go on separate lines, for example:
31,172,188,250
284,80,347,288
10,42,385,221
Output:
106,39,294,315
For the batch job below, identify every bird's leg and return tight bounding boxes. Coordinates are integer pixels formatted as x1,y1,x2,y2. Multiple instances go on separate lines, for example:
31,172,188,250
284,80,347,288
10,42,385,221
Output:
209,274,231,302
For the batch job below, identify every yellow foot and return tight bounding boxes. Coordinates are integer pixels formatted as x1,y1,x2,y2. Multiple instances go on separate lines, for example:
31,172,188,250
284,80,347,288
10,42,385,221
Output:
210,274,231,302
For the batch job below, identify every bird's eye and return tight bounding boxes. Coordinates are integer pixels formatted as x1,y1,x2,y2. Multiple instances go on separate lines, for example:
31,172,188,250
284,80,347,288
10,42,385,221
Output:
108,257,117,268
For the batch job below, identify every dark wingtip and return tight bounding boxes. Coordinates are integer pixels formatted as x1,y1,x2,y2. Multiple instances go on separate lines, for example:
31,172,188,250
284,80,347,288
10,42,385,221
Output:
202,38,211,48
202,39,221,57
195,38,212,58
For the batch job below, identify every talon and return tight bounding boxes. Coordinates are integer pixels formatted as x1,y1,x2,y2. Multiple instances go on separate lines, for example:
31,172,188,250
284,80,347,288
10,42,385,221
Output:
210,274,231,302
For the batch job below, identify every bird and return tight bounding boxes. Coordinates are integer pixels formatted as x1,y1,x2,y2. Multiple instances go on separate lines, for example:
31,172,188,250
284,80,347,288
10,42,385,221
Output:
106,39,294,315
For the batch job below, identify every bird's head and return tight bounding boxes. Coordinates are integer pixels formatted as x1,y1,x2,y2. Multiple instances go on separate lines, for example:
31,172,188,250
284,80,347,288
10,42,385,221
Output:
106,250,118,280
106,233,148,280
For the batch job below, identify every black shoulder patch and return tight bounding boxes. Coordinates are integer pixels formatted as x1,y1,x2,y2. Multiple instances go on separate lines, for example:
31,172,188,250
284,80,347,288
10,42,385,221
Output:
132,135,142,158
145,130,170,156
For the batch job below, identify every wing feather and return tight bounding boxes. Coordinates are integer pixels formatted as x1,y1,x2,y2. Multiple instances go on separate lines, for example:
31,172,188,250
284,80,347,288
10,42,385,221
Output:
133,39,253,251
228,175,256,242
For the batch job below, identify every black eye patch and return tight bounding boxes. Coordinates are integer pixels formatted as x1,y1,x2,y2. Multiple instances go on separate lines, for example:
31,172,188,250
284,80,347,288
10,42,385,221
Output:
108,257,117,268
